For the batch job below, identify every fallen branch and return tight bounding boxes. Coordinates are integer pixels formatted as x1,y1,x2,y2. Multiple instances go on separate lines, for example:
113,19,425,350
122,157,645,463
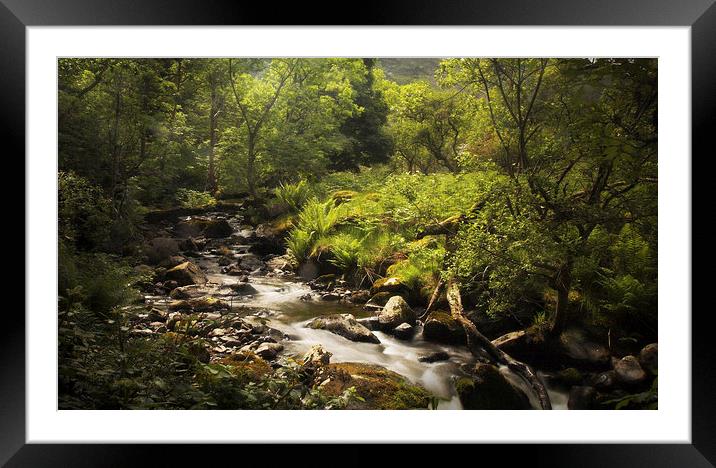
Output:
446,279,552,410
419,278,445,320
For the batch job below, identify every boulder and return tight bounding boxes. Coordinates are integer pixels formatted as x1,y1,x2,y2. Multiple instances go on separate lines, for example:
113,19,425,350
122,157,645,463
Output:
639,343,658,374
348,290,372,304
558,328,610,368
423,311,465,345
175,217,233,238
591,370,618,390
357,316,381,331
376,296,416,330
238,254,265,271
392,323,415,340
265,254,295,272
568,386,597,410
456,363,532,410
314,362,431,409
613,355,647,385
229,282,258,295
164,261,207,286
306,314,380,344
302,344,332,367
370,277,410,296
158,255,187,269
254,342,284,360
170,284,212,299
418,351,450,363
364,292,395,309
144,237,180,265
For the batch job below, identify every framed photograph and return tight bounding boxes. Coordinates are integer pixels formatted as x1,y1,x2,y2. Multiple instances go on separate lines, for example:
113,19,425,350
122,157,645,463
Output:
5,0,710,464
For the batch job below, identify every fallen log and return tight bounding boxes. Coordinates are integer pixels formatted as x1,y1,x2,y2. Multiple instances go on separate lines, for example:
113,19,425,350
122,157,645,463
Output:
446,279,552,410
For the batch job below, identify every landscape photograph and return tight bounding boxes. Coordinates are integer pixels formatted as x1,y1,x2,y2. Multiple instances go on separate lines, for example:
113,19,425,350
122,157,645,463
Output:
58,57,658,410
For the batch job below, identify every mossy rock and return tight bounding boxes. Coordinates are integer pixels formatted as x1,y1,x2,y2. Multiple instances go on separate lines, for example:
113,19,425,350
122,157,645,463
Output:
365,291,398,309
423,311,465,345
456,364,532,410
316,362,431,409
370,277,411,296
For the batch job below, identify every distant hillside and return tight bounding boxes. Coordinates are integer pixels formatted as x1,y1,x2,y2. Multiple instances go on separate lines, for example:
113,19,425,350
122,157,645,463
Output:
377,58,443,84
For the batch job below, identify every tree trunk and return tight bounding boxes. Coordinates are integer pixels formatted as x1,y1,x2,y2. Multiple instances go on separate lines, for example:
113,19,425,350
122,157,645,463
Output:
206,80,219,195
246,135,256,198
549,258,573,337
446,279,552,410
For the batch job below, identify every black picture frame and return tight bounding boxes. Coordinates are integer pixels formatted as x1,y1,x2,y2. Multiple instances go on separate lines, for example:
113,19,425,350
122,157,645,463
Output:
3,0,710,465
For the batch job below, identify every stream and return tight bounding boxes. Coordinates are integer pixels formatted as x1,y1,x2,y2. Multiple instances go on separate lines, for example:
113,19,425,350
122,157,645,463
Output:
146,213,568,410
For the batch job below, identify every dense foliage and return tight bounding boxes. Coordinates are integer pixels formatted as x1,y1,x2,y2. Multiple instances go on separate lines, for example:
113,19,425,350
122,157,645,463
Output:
59,58,658,410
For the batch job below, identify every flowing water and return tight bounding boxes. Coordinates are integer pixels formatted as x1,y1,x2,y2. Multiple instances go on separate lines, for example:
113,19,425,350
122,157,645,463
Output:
151,214,569,410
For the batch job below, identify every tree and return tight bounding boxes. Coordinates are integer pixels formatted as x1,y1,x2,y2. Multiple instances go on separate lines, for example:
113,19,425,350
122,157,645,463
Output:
329,59,393,171
227,58,298,197
442,58,657,336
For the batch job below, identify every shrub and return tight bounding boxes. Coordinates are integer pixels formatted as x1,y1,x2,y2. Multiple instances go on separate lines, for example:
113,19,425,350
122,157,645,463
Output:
176,189,217,209
58,171,113,250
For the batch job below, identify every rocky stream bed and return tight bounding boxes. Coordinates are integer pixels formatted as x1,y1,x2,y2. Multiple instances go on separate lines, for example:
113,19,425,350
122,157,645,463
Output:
126,206,657,410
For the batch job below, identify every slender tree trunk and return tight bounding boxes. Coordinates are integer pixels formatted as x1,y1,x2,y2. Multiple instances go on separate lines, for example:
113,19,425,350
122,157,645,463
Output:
207,79,219,195
549,258,573,337
246,134,256,197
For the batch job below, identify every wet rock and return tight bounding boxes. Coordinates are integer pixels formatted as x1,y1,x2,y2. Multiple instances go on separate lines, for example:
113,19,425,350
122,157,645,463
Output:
229,282,258,295
639,343,658,374
423,311,465,345
302,344,332,366
158,255,187,269
265,254,294,272
170,284,211,299
613,355,647,385
306,314,380,344
313,362,431,409
364,292,394,310
418,351,450,363
591,370,618,390
348,290,371,304
147,307,166,322
238,254,265,271
254,342,284,360
164,261,207,286
357,316,381,331
456,363,532,410
392,323,415,340
175,217,233,238
558,328,610,368
568,386,597,410
163,280,179,291
218,255,234,266
178,237,199,252
299,293,313,301
320,292,341,301
376,296,416,330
